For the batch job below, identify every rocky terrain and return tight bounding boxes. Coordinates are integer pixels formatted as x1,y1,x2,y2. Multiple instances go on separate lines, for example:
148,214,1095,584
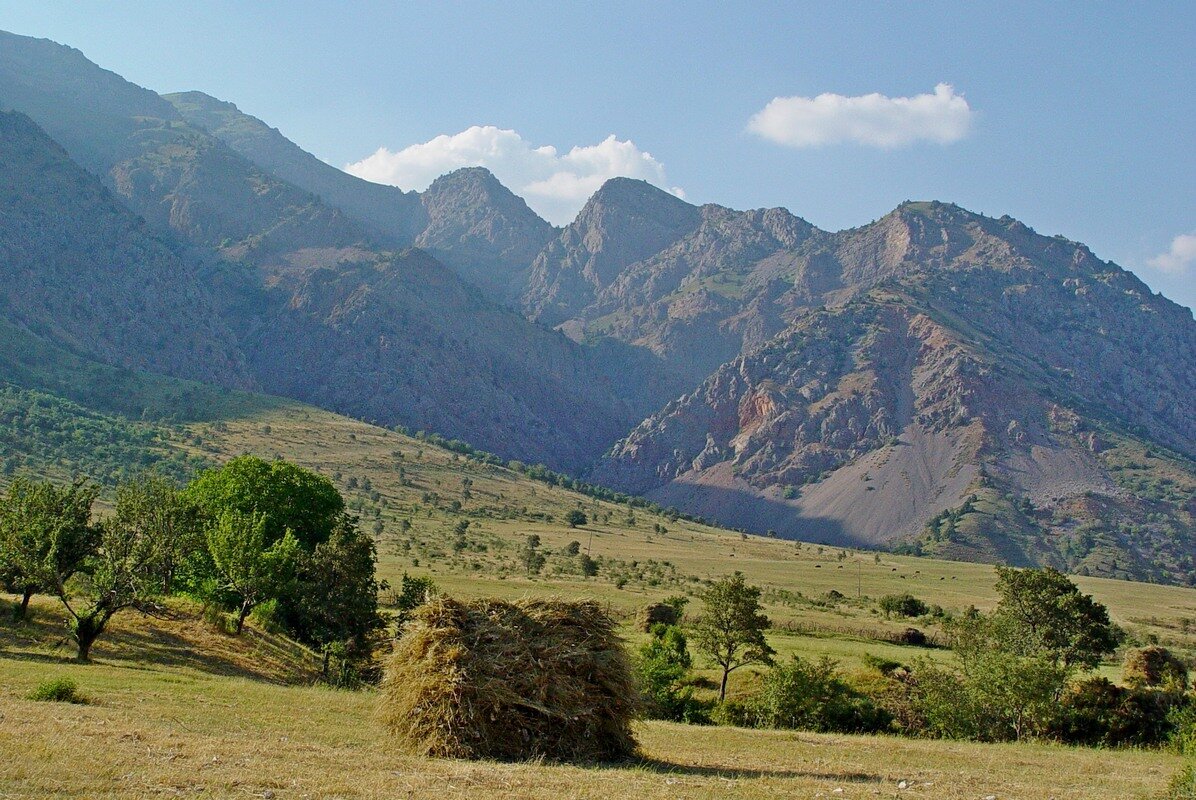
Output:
0,28,1192,582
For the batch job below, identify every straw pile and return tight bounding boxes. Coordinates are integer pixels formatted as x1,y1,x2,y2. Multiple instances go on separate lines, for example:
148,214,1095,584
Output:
380,596,638,762
637,602,680,632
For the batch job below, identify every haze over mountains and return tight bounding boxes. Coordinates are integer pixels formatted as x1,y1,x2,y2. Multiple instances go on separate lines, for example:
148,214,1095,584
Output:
0,30,1192,584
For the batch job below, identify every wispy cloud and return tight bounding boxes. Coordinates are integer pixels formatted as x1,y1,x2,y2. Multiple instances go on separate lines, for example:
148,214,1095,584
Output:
747,83,973,149
1148,233,1196,275
345,126,683,225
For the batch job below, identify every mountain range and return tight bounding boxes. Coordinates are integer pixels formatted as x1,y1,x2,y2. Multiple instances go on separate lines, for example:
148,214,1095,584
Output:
0,29,1192,584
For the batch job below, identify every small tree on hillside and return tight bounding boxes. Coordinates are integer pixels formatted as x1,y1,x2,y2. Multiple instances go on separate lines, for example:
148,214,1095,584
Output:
112,475,198,594
0,477,98,619
693,572,776,701
206,509,299,634
565,510,587,528
520,534,545,575
59,507,169,661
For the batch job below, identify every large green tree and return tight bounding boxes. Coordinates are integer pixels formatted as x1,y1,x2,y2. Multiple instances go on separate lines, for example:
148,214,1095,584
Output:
992,566,1119,670
693,572,775,701
0,477,97,619
184,456,344,549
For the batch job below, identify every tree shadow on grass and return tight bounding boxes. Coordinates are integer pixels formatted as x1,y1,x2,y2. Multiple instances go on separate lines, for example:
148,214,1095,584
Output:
628,756,882,783
0,601,317,685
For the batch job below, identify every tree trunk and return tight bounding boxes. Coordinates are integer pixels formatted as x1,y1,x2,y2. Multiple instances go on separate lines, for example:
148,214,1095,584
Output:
16,588,33,620
74,616,103,662
235,601,252,634
719,667,730,702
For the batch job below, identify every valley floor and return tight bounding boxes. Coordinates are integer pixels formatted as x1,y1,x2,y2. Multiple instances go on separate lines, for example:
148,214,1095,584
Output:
0,603,1182,800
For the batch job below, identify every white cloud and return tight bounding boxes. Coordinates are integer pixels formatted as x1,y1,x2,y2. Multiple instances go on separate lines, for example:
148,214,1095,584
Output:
344,126,683,225
747,83,973,149
1148,233,1196,275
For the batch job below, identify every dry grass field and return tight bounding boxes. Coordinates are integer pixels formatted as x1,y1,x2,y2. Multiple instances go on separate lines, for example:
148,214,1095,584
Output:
0,599,1184,800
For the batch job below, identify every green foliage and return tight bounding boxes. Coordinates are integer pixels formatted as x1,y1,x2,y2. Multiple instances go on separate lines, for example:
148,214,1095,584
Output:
64,495,172,660
393,573,439,625
565,509,587,528
741,655,891,734
28,678,86,704
0,476,98,618
877,593,929,618
1124,646,1189,691
1048,676,1179,748
205,509,299,634
0,386,205,487
992,566,1119,669
285,517,384,652
692,572,775,701
184,456,344,549
915,615,1071,742
111,475,199,594
519,534,546,575
636,624,709,723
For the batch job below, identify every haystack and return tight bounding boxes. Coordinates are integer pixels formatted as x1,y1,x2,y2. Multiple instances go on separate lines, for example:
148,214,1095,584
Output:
380,596,638,762
637,602,680,632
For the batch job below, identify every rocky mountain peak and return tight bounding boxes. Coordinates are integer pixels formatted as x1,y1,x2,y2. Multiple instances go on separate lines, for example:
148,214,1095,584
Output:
415,167,556,303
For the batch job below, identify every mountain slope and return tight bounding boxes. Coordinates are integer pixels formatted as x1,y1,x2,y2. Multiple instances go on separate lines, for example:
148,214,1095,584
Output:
594,266,1196,582
164,93,556,303
0,109,249,388
523,178,703,326
162,90,426,245
0,30,655,471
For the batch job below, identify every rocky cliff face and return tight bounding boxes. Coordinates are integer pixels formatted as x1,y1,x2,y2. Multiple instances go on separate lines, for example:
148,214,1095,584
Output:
522,178,703,325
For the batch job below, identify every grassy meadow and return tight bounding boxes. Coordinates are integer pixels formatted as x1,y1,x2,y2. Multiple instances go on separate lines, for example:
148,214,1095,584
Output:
0,599,1184,800
4,371,1196,798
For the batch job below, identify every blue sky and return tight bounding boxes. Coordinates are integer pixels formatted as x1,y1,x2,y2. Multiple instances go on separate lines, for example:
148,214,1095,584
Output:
3,1,1193,309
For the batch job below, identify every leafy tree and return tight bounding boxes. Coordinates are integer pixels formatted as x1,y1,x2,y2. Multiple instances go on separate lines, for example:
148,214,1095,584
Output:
993,566,1118,669
636,624,707,722
693,573,775,701
111,475,199,594
878,593,929,618
520,534,545,575
205,509,299,634
578,553,598,577
393,572,438,625
0,477,98,619
285,517,385,677
184,456,343,549
565,509,587,528
58,497,170,661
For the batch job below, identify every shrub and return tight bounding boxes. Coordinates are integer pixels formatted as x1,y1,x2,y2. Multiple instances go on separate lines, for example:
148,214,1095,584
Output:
879,593,929,618
741,655,891,734
636,624,711,724
1124,646,1189,690
637,602,680,632
28,678,87,704
896,627,928,646
1049,677,1177,747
